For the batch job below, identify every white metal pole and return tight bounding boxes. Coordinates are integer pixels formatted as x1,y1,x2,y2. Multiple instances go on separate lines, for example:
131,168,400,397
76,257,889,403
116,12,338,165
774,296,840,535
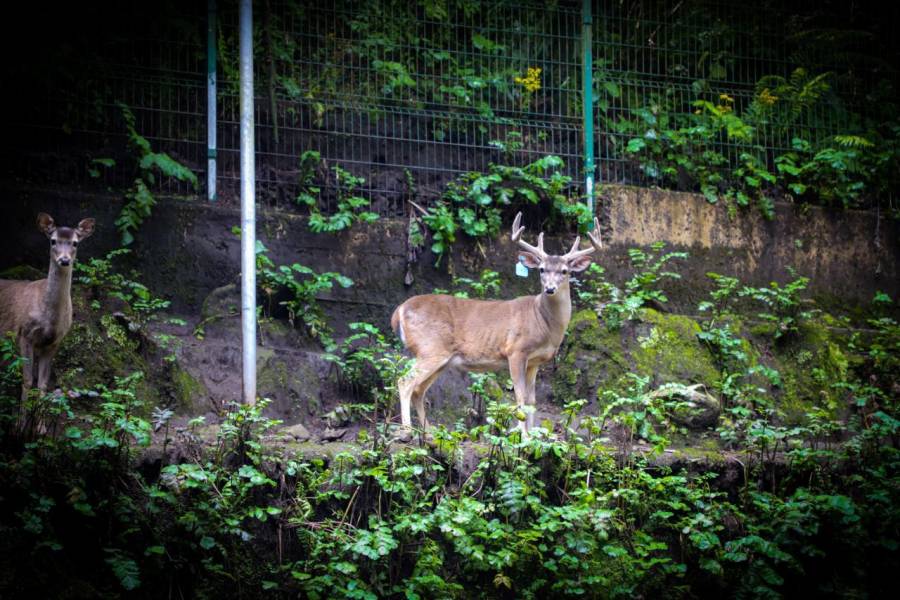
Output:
239,0,256,405
207,0,217,201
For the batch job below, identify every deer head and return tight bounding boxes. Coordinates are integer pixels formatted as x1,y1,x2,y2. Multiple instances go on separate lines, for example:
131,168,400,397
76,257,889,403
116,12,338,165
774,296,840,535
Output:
37,213,95,268
511,212,602,296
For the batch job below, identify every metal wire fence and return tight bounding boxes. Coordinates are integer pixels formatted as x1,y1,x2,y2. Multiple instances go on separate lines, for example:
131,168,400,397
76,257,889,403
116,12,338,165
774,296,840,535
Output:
593,0,874,186
212,0,584,214
3,0,893,215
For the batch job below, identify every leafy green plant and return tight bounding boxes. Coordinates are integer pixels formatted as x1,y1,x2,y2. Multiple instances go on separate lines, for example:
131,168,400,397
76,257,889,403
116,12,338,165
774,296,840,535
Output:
488,131,524,159
154,398,284,580
449,269,502,299
751,68,832,135
75,248,172,328
617,91,784,217
102,103,198,246
420,155,591,262
0,333,24,398
775,136,871,208
255,241,352,351
730,151,777,218
2,344,899,598
599,376,703,459
864,293,900,385
0,369,156,591
625,243,689,303
421,202,458,259
466,372,506,427
697,272,742,322
695,272,786,419
694,95,754,141
297,159,379,233
324,322,412,442
573,262,610,307
616,91,688,186
613,68,900,216
738,274,814,341
584,242,688,330
67,372,153,454
295,150,322,207
697,272,755,377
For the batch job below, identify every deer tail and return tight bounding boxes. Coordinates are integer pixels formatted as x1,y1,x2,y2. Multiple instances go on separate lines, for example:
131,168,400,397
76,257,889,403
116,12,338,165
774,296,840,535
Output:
391,305,406,346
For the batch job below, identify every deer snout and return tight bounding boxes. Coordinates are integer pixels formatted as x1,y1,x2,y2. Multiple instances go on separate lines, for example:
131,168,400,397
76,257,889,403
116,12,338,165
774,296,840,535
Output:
544,285,557,295
57,255,72,267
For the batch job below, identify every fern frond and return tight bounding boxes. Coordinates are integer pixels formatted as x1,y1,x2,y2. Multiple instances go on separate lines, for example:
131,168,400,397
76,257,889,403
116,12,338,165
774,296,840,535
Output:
833,134,874,148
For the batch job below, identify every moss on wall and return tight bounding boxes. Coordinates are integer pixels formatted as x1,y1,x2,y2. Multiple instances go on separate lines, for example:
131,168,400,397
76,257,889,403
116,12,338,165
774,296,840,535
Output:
552,308,720,408
256,348,327,420
552,309,630,405
53,288,211,414
170,365,205,412
770,315,850,422
55,318,162,410
632,309,721,391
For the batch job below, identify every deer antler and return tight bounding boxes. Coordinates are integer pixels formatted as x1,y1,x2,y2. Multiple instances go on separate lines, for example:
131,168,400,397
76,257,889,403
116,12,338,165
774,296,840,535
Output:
561,217,603,261
511,212,547,260
587,217,603,250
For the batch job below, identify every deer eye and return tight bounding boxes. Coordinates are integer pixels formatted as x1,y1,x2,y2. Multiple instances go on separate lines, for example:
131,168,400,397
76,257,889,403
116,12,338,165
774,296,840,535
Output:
73,241,78,247
50,239,57,246
562,268,568,274
539,267,545,273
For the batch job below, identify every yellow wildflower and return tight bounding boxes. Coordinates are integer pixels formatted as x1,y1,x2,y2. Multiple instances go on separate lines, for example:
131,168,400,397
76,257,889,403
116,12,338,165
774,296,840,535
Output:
758,88,778,106
514,67,542,93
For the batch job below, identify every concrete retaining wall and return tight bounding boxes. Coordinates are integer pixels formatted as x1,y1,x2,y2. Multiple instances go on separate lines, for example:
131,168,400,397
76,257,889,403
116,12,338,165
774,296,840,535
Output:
1,184,896,330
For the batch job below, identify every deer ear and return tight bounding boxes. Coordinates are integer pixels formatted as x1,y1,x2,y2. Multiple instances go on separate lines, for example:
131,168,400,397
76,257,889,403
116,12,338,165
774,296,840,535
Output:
568,254,593,272
76,218,96,240
37,213,56,237
519,252,542,269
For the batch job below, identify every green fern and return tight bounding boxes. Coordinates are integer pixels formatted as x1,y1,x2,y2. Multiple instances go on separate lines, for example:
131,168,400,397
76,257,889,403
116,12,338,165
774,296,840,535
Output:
115,103,198,246
833,134,874,148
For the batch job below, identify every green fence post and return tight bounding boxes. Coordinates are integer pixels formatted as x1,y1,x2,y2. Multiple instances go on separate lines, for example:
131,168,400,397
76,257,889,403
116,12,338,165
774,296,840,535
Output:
582,0,595,226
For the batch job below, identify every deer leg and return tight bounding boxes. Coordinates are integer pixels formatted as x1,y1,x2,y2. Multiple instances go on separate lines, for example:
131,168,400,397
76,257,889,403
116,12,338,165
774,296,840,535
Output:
30,349,56,435
19,337,34,404
412,363,449,429
399,371,414,429
399,356,449,430
508,353,529,435
410,357,451,429
16,338,34,433
525,364,539,432
36,347,56,395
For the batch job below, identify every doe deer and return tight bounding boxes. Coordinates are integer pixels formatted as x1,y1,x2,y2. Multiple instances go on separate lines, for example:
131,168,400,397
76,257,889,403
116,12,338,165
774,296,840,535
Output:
0,213,95,411
391,212,602,436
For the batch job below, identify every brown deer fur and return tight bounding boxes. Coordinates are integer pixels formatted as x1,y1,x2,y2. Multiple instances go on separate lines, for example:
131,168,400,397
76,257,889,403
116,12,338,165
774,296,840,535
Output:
391,213,601,435
0,213,94,405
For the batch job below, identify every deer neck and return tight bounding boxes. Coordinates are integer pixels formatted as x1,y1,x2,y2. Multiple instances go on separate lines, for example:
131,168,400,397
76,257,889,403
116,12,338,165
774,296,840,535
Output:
44,260,73,327
536,281,572,336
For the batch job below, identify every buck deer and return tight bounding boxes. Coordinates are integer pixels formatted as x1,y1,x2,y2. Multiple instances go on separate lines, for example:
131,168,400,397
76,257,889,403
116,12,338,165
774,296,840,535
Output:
0,213,95,413
391,212,602,436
